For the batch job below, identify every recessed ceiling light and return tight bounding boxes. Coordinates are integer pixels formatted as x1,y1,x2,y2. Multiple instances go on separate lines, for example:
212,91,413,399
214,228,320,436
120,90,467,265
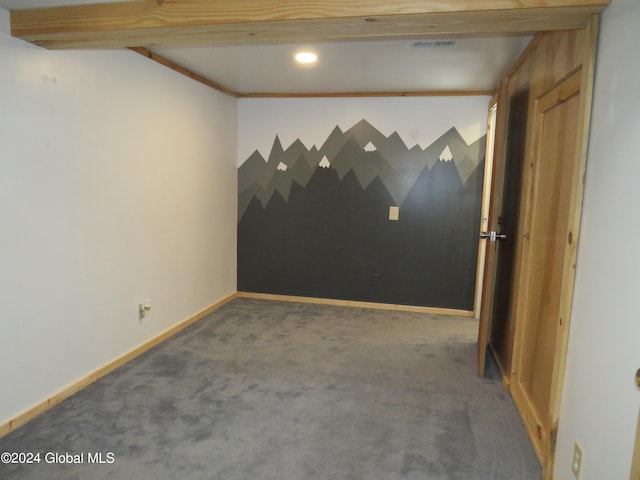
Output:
295,52,318,64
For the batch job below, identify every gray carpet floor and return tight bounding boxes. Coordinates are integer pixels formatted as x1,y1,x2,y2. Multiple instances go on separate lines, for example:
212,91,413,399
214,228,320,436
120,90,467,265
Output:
0,298,541,479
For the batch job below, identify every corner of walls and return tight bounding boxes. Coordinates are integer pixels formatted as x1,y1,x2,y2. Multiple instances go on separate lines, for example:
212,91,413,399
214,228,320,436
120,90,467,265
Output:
0,21,238,425
554,1,640,479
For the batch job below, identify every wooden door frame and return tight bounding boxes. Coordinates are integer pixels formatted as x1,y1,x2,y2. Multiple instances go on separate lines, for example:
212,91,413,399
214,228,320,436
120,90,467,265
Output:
631,406,640,480
473,95,498,320
508,18,599,479
476,83,509,377
510,66,582,470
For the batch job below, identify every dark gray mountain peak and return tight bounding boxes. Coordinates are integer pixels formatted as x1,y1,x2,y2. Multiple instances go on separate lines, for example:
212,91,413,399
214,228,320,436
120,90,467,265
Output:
281,138,320,170
344,118,389,149
239,149,270,193
319,125,348,161
238,182,265,221
267,135,284,165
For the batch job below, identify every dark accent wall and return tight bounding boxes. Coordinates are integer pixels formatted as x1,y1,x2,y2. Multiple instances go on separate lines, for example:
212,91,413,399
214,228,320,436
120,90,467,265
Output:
238,119,486,310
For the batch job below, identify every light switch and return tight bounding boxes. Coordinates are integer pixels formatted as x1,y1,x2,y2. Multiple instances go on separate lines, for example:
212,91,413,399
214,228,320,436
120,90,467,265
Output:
389,206,399,221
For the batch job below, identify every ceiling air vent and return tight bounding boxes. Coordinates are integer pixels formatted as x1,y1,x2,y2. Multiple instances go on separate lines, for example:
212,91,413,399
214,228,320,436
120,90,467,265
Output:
410,40,457,48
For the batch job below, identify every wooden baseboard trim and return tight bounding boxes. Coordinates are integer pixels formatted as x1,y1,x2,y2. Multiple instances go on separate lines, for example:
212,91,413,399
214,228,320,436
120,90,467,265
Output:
237,291,474,317
0,292,239,439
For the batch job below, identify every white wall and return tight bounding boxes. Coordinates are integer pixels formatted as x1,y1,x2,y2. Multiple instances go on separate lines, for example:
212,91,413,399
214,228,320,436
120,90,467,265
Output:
238,96,490,166
0,8,237,425
554,0,640,478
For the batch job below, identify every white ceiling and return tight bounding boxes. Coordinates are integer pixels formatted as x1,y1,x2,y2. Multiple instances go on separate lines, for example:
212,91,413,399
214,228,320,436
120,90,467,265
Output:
0,0,532,95
155,37,531,95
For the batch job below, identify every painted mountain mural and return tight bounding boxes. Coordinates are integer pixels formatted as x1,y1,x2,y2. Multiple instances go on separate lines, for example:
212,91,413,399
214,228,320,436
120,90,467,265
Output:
238,119,486,310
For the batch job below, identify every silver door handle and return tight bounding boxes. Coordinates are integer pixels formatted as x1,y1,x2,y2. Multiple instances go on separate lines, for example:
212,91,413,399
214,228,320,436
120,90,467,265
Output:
480,231,507,241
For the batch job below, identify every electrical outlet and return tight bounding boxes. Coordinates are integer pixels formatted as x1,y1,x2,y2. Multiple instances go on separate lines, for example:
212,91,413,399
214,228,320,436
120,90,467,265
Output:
572,442,583,479
138,299,152,319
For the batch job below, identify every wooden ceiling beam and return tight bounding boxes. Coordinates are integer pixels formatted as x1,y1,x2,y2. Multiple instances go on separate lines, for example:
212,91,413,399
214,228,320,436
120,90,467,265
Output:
9,0,609,50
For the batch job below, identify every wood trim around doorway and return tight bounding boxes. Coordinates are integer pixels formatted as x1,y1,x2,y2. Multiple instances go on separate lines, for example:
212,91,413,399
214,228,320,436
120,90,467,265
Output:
505,17,599,479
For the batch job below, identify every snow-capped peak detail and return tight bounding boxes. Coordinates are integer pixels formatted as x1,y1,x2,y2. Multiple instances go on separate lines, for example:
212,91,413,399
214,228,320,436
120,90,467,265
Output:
364,141,377,152
439,145,453,162
319,156,331,169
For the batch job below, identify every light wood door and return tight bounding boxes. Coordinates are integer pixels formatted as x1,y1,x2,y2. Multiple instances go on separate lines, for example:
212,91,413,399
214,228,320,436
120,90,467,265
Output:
511,69,582,475
476,96,499,376
474,99,497,321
